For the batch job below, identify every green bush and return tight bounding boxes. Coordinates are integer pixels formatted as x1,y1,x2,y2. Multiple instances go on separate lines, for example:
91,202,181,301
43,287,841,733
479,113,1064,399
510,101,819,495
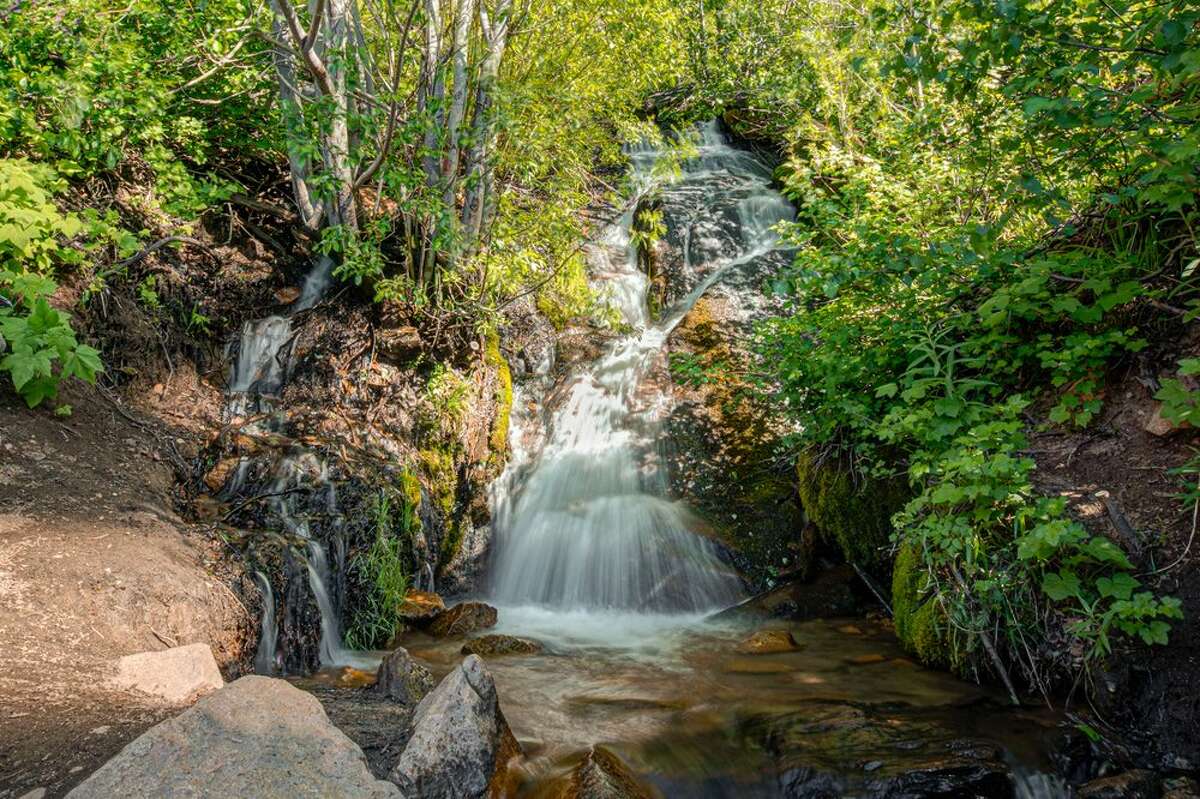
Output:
0,159,102,408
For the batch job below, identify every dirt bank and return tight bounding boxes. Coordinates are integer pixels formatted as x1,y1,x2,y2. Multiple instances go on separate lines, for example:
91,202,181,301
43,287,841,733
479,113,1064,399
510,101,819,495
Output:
0,382,254,798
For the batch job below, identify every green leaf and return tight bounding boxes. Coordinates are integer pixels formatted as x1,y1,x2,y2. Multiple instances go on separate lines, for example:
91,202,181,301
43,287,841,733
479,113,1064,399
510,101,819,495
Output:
1096,573,1138,600
1043,570,1082,602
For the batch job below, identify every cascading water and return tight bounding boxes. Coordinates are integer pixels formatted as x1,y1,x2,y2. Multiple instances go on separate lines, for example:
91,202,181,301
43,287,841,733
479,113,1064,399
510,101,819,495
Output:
226,254,352,671
488,122,793,629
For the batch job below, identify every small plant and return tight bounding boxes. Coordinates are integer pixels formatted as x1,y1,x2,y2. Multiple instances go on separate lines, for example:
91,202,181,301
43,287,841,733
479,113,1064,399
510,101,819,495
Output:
345,487,418,651
1155,358,1200,429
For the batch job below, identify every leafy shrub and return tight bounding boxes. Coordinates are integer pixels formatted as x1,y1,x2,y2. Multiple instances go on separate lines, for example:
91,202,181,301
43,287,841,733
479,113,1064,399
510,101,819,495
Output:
0,159,102,407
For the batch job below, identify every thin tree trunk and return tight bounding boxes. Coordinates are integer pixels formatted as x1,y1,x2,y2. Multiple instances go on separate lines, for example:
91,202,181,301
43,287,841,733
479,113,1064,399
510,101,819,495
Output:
462,0,510,247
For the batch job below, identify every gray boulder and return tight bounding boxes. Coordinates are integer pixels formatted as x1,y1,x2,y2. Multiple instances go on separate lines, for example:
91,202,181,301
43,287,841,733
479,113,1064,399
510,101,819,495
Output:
375,646,436,705
389,655,519,799
68,676,402,798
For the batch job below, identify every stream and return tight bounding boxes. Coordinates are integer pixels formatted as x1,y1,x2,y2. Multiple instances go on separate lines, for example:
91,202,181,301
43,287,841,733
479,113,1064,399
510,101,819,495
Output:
246,122,1069,796
400,123,1066,796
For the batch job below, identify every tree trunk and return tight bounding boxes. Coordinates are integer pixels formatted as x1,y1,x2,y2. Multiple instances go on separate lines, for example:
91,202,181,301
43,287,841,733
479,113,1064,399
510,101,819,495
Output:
462,0,511,248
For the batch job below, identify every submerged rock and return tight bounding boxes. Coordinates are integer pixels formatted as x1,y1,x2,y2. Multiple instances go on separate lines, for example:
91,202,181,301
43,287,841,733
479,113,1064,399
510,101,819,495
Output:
427,601,498,638
68,676,400,798
388,655,519,799
109,643,224,704
375,647,435,705
1077,770,1161,798
541,745,658,799
461,634,542,657
735,629,799,654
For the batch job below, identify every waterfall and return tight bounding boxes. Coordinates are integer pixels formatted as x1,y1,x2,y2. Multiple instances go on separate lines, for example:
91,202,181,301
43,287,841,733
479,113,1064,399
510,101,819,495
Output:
228,255,351,672
489,122,793,619
253,571,278,674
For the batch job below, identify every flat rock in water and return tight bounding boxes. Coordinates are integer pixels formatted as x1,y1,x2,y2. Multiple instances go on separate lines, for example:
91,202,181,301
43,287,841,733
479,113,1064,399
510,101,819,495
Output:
110,643,223,704
376,646,435,705
735,629,798,654
389,655,519,799
68,676,401,798
541,745,658,799
398,591,446,627
427,601,498,638
461,634,542,657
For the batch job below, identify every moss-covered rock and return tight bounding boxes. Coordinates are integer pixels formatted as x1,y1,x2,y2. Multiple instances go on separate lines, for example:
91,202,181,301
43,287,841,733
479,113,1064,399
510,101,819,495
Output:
665,296,810,586
794,451,907,572
890,540,950,669
484,331,512,471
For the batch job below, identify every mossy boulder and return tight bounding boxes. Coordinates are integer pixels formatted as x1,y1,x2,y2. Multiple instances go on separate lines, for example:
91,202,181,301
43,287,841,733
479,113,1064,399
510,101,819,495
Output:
890,540,950,669
794,451,907,572
665,295,811,586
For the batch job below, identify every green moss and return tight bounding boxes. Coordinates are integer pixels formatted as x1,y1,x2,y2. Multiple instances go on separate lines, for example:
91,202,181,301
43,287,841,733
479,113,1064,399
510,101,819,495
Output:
396,468,423,527
418,446,464,572
484,331,512,468
891,540,951,669
794,450,907,572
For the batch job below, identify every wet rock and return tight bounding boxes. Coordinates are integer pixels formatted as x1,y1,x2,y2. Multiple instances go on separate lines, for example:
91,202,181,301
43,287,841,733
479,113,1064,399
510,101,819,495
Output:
1077,770,1161,798
427,601,498,638
388,655,519,799
398,591,446,627
735,629,799,654
541,745,657,799
761,705,1012,798
461,634,542,657
69,676,401,798
847,654,887,666
375,647,435,705
110,643,224,704
716,565,862,622
1164,776,1200,798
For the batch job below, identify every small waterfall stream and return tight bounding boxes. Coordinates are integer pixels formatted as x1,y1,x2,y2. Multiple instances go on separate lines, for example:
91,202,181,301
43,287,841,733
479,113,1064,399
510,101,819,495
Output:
226,255,353,672
489,122,793,632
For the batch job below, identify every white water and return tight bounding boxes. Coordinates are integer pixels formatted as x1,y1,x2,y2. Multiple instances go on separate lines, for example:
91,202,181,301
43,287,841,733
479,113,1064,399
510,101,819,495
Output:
488,123,793,639
253,571,278,673
227,255,355,670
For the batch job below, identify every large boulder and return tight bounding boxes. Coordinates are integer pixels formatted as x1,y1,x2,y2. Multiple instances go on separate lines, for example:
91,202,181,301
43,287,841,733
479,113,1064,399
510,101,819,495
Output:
109,643,224,704
427,602,498,638
389,655,520,799
68,676,401,798
375,646,436,705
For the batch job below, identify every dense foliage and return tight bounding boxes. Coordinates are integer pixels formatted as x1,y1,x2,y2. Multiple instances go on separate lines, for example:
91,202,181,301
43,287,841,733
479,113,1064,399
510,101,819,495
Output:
675,0,1197,686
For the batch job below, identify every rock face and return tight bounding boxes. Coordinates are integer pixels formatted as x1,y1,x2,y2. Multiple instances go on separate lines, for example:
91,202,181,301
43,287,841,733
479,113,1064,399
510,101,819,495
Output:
735,630,799,654
427,602,498,638
461,635,542,657
110,643,224,704
389,655,519,799
375,646,436,705
542,746,657,799
68,676,401,798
